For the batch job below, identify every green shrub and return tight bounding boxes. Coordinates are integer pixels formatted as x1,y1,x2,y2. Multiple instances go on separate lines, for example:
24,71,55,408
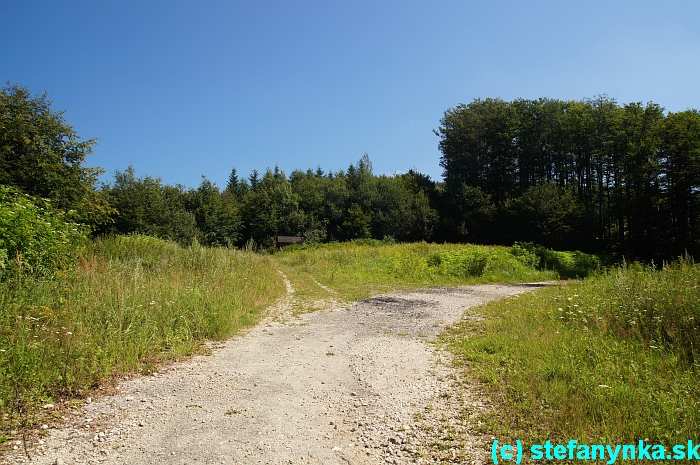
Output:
0,185,87,277
511,242,601,278
427,248,490,277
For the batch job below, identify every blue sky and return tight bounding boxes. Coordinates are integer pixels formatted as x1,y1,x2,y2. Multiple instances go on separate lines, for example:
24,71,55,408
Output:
2,0,699,189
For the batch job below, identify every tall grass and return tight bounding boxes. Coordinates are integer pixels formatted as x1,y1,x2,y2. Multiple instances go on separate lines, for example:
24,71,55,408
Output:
445,258,700,456
0,235,284,431
276,241,565,301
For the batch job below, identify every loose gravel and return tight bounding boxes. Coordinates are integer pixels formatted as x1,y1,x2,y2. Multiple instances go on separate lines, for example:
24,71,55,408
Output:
1,278,544,465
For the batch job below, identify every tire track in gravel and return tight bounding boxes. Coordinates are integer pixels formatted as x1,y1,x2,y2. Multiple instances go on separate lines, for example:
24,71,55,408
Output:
2,276,547,465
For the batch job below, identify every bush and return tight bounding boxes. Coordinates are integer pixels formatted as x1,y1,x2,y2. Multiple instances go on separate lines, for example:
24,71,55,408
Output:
511,242,601,278
0,185,87,277
427,248,489,277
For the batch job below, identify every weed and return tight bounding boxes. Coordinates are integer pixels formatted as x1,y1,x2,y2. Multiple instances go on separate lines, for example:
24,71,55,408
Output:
445,258,700,452
0,235,284,432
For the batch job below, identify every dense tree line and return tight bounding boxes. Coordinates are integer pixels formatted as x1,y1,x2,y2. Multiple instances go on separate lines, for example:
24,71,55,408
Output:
437,97,700,260
99,155,439,249
3,84,700,260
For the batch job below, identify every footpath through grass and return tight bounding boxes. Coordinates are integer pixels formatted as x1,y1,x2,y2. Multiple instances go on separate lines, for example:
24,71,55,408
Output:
444,259,700,462
0,235,283,436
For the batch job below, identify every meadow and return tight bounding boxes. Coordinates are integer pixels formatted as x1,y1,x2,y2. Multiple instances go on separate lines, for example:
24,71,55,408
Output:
274,239,594,302
444,258,700,461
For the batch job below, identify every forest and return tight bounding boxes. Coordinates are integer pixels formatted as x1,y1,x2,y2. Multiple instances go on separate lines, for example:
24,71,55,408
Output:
3,84,700,261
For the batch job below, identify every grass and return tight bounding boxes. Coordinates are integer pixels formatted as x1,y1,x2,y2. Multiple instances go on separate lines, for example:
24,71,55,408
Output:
0,236,605,447
0,235,284,433
443,258,700,462
275,241,565,301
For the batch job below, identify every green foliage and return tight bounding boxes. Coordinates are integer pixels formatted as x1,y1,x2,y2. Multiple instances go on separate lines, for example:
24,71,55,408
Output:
103,167,241,247
0,235,284,430
0,84,113,227
240,169,307,248
338,204,372,240
506,184,583,250
187,177,241,247
276,241,557,300
437,184,495,243
445,258,700,449
437,96,700,260
555,258,700,365
426,248,490,277
102,166,197,245
511,242,602,278
0,185,87,277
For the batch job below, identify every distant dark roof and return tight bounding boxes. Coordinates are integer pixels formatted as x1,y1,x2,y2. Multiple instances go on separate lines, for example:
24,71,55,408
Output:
276,236,303,244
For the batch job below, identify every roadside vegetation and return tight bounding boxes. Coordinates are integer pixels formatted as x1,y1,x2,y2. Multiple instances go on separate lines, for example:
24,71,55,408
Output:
444,258,700,460
0,235,283,435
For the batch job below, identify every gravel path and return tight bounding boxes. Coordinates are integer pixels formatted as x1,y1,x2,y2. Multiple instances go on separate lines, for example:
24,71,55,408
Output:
2,276,545,465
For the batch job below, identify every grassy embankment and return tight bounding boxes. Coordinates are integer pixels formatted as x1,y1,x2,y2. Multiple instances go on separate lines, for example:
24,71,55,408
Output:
0,235,284,436
274,240,597,308
441,259,700,462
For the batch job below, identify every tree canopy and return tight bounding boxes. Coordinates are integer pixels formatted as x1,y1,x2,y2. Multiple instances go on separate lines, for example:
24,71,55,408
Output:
436,97,700,260
0,84,112,226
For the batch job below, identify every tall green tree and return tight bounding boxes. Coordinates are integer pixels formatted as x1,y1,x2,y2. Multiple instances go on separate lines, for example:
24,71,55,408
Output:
102,166,197,245
187,177,241,247
661,109,700,256
0,84,113,226
240,169,306,247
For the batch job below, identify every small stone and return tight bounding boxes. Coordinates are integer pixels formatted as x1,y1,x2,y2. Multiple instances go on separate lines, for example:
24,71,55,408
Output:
351,392,358,396
54,459,65,465
42,424,49,429
43,403,54,409
138,421,145,427
86,397,92,403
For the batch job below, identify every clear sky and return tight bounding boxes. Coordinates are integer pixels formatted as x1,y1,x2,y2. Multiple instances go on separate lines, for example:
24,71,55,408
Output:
2,0,699,189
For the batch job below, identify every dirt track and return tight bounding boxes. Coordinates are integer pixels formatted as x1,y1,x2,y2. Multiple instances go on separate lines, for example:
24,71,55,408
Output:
2,277,544,465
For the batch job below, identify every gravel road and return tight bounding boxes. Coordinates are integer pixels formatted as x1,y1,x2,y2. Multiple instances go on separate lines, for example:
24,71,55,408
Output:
2,277,545,465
